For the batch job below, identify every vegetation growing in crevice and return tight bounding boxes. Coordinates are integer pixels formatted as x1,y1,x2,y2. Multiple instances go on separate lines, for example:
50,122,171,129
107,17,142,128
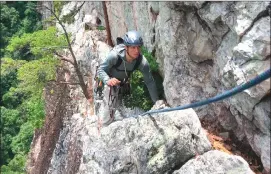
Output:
123,46,164,111
97,26,106,31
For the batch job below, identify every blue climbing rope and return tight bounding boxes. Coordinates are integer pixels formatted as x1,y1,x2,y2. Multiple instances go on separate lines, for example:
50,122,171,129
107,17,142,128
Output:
141,68,271,116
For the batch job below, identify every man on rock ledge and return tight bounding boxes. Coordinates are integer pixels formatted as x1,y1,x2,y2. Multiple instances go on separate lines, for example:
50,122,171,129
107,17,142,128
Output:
97,30,158,126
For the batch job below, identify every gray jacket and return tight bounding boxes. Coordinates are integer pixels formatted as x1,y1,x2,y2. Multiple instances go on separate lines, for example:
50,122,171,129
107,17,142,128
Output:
97,46,158,102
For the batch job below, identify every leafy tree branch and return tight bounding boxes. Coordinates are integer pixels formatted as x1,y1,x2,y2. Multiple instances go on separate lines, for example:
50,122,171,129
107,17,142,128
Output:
36,3,91,99
53,51,74,65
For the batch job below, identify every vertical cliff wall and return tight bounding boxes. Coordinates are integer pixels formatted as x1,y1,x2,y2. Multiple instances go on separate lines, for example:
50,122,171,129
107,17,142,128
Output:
103,2,270,172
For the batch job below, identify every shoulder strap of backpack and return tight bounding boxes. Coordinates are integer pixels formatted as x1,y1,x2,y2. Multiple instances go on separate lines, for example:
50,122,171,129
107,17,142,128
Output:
132,54,143,71
112,54,143,71
112,55,122,69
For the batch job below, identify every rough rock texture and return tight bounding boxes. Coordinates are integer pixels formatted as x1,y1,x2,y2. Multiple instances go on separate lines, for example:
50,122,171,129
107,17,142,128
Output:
56,1,104,39
26,68,71,174
77,108,211,174
103,2,271,172
28,1,270,173
37,2,54,28
173,150,254,174
47,99,213,174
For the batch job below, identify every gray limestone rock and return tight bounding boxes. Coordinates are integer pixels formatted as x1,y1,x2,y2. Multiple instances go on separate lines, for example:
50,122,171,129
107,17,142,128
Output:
173,150,254,174
77,108,211,174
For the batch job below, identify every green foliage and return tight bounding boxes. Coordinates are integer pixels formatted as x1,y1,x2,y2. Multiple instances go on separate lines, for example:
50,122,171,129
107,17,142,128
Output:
1,153,27,174
0,96,45,167
0,107,23,166
1,58,27,74
2,87,29,109
124,71,153,111
5,33,34,60
29,27,68,56
17,56,60,94
11,122,34,154
20,96,45,129
0,58,27,105
0,4,20,51
6,27,67,60
1,26,63,170
0,70,18,102
123,47,163,111
11,96,45,158
0,2,65,171
20,2,42,34
97,26,106,30
140,46,159,72
1,71,47,166
0,2,42,56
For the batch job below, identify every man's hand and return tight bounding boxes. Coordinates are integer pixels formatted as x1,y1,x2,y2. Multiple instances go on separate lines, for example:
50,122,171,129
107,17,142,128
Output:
107,78,121,86
152,100,168,110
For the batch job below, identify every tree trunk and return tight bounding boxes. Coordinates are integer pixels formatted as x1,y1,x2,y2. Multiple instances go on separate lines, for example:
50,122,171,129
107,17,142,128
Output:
102,1,114,47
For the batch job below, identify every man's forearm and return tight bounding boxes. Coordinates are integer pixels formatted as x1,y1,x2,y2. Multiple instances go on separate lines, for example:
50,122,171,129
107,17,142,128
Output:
146,81,159,103
97,67,110,84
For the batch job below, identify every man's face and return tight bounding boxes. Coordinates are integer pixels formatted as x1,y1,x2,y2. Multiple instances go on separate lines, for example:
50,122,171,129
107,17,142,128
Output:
126,46,141,59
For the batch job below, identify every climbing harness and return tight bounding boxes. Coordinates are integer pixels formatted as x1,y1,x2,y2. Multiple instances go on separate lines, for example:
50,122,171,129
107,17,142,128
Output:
107,78,132,119
120,78,131,96
108,85,121,119
140,68,271,116
94,65,104,99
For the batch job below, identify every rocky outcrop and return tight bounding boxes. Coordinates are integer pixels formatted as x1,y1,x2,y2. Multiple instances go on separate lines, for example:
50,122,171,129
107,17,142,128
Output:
37,2,54,28
47,95,246,173
39,28,251,173
102,2,270,172
173,150,254,174
54,107,211,174
28,1,270,173
26,68,71,174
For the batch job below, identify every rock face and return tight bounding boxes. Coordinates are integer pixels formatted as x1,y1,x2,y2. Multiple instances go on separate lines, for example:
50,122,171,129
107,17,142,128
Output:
173,150,254,174
37,2,54,28
103,2,271,172
28,1,270,174
71,108,211,174
26,68,71,174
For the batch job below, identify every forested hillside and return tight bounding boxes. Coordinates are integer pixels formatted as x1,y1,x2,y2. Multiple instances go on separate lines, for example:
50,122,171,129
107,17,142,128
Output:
0,2,66,173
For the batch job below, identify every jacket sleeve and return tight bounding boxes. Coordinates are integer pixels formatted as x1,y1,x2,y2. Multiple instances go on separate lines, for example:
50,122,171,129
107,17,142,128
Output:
139,56,159,103
97,51,117,85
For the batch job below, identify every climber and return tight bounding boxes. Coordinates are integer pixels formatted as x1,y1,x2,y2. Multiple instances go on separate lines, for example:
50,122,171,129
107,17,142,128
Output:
96,30,158,126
